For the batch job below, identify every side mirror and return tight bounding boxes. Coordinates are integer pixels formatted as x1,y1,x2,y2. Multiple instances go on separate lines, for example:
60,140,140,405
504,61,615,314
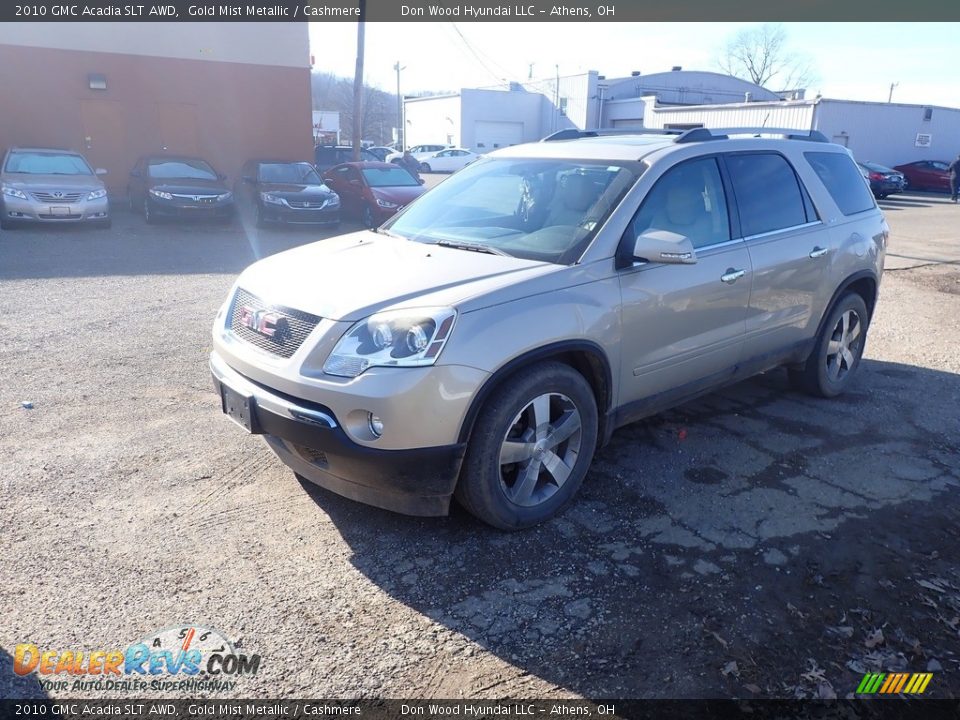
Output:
217,173,226,181
95,168,108,176
632,230,698,265
418,178,425,185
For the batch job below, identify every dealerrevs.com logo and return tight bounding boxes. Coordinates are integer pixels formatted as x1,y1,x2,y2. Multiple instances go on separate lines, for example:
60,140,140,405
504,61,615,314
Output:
12,624,260,693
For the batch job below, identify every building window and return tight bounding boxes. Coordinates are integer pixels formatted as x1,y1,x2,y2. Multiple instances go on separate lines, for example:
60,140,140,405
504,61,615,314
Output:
923,107,933,121
477,143,485,148
88,73,107,90
559,98,568,116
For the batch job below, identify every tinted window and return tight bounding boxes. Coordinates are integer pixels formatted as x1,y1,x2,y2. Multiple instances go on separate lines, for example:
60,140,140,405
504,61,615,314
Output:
629,157,730,249
804,152,875,216
148,158,217,180
362,166,420,188
5,152,93,175
259,163,321,184
726,153,807,236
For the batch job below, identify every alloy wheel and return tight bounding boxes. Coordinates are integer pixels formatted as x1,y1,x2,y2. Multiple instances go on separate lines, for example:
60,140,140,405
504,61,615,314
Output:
825,309,862,382
498,393,582,507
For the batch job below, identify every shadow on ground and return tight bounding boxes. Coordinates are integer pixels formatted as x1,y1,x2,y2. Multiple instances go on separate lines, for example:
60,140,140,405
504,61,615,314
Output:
300,360,960,698
0,647,48,700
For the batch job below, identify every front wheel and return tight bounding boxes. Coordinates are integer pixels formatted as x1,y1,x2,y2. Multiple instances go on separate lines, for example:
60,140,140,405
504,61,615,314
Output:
420,163,431,173
143,198,156,225
789,292,869,398
362,205,377,229
455,362,599,530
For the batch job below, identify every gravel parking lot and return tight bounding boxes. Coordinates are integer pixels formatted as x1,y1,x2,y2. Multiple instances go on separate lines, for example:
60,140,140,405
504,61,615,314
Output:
1,189,959,700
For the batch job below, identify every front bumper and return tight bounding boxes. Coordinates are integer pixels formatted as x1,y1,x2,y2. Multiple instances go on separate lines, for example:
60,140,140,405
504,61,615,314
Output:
261,203,340,225
1,195,110,223
210,352,466,516
148,197,234,219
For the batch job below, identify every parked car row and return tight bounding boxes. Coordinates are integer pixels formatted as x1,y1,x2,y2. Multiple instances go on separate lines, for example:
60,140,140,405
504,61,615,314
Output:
385,144,484,173
0,145,430,230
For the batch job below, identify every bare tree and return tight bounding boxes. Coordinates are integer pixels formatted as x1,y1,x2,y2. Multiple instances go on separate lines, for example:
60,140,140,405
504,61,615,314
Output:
717,24,817,92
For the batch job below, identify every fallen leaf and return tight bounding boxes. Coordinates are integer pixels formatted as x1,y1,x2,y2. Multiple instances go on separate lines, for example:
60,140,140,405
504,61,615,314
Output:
744,683,761,694
865,628,885,649
827,626,854,638
707,630,729,649
918,579,946,594
721,660,739,677
817,682,837,699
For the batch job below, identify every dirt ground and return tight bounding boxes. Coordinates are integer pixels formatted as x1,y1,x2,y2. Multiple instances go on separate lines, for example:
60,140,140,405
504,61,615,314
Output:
1,191,958,700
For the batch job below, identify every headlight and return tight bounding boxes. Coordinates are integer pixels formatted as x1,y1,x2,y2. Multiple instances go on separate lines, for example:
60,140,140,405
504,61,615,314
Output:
327,195,340,207
375,198,399,209
323,307,457,378
1,185,27,200
149,189,172,200
87,188,107,200
261,193,283,205
218,192,233,201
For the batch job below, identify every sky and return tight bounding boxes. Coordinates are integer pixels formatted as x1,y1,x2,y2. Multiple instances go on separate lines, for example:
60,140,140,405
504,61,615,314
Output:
308,22,960,108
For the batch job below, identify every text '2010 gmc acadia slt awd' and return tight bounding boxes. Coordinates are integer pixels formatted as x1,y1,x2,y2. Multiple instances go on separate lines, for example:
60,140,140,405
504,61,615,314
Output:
210,128,887,530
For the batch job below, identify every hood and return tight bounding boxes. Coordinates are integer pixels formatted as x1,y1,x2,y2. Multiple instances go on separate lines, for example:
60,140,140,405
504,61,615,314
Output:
259,182,334,198
371,186,426,205
1,173,104,191
237,231,559,322
149,177,228,193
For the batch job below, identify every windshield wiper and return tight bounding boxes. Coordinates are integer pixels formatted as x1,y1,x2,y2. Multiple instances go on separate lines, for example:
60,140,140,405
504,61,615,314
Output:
433,240,510,256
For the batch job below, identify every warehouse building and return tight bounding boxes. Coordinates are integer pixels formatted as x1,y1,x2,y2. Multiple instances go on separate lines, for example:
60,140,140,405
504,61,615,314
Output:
636,95,960,168
0,23,313,192
403,68,779,152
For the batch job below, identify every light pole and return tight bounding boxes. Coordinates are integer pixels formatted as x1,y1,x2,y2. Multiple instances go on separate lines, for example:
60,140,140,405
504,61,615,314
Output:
394,61,406,149
888,82,899,103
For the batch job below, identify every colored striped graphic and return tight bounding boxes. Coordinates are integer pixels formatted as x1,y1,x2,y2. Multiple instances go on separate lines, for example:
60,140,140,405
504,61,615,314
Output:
857,672,933,695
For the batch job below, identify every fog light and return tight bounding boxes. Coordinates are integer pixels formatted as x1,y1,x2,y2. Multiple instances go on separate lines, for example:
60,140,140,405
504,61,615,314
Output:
368,413,384,438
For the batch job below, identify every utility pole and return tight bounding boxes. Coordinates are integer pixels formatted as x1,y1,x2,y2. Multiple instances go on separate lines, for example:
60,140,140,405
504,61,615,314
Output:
888,82,899,103
394,61,405,149
351,0,366,161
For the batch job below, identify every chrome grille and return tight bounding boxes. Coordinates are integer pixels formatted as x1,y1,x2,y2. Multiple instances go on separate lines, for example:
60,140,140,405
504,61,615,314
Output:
32,191,83,203
287,200,328,209
229,288,320,359
171,193,219,203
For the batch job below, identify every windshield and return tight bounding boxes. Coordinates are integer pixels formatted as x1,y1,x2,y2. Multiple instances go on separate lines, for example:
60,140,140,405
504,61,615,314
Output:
5,152,93,175
259,162,322,184
148,158,218,180
384,158,641,264
362,166,420,188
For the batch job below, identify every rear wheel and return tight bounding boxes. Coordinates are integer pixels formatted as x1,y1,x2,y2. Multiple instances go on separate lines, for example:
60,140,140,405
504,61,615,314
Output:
789,292,869,398
420,163,431,173
455,362,599,530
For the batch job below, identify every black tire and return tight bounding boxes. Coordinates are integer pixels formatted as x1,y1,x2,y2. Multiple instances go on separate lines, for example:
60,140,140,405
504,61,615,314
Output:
255,205,267,229
788,292,869,398
362,205,376,229
420,163,431,173
455,362,599,530
127,190,137,213
143,198,156,225
95,218,112,230
0,218,15,230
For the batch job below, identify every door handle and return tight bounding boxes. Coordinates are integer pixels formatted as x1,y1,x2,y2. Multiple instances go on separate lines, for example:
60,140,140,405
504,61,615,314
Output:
809,246,829,258
721,268,746,284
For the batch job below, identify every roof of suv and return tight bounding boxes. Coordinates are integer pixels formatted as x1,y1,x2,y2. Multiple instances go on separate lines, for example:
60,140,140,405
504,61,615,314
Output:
7,147,82,155
492,128,841,163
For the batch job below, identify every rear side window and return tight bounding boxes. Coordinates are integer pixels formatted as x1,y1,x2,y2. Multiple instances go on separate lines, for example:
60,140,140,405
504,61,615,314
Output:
805,152,876,216
726,153,808,237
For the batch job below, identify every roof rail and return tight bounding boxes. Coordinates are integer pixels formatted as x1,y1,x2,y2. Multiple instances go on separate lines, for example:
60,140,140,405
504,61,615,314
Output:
540,128,682,142
674,127,829,144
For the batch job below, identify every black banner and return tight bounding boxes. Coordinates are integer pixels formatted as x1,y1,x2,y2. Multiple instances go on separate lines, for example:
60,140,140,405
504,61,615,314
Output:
1,700,959,720
3,0,960,22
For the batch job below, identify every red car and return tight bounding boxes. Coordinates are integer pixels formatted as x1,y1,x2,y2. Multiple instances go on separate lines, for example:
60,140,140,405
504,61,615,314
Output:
892,160,952,192
321,162,426,228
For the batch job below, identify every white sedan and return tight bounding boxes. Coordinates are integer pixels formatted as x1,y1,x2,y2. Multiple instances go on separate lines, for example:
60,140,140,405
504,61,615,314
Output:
418,148,483,173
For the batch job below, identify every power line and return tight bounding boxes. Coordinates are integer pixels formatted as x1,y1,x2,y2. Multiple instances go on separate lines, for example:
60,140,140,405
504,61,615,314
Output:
448,23,513,85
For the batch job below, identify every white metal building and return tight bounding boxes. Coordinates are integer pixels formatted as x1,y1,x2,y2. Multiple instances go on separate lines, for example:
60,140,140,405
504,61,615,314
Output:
404,69,777,152
641,96,960,167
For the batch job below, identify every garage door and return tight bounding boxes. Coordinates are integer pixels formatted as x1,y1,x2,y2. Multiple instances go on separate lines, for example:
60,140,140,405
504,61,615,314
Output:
611,119,644,129
474,121,523,151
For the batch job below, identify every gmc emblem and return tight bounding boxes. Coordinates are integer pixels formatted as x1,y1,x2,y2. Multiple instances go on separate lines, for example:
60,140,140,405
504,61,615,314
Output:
238,305,281,338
